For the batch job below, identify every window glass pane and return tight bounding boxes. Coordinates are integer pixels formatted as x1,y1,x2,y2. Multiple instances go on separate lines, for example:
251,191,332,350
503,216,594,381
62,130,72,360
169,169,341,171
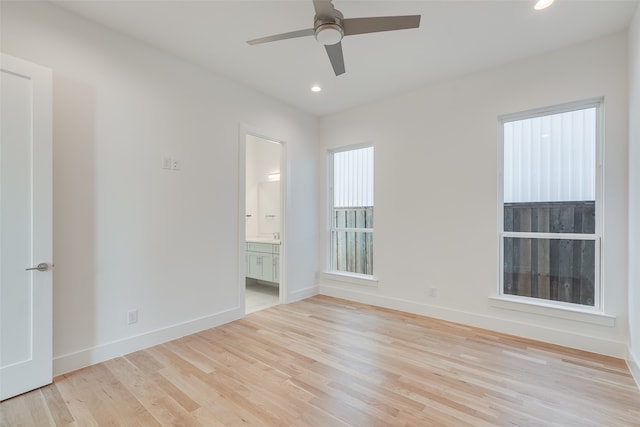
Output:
331,146,374,276
501,101,600,308
504,201,595,233
503,237,595,306
332,231,373,275
504,107,596,204
333,146,374,211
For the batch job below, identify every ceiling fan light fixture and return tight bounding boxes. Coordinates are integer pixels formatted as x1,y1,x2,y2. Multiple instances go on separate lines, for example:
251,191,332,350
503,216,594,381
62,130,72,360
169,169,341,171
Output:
534,0,554,10
247,1,422,76
315,24,343,45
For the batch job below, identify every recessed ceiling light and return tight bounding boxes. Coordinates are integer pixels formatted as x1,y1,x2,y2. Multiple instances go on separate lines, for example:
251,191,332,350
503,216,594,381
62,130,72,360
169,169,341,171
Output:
311,85,322,93
534,0,554,10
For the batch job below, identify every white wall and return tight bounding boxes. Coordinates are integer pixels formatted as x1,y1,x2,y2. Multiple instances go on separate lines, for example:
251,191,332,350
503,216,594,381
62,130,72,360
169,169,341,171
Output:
1,1,318,375
628,4,640,386
319,33,630,357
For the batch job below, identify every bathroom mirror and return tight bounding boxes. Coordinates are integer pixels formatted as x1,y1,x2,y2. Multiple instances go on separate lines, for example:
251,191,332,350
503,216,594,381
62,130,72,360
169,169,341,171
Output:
258,181,280,234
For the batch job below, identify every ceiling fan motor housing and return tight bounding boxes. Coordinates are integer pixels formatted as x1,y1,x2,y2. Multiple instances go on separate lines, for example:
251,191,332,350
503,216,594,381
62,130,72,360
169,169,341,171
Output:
314,10,344,45
315,24,343,45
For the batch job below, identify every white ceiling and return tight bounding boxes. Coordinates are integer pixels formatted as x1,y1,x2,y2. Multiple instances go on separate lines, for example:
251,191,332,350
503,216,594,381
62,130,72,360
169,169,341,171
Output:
51,0,638,116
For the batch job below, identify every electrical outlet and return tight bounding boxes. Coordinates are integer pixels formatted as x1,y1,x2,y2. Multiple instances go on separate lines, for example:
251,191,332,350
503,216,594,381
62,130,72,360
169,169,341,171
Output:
127,309,138,325
171,159,180,170
429,287,437,298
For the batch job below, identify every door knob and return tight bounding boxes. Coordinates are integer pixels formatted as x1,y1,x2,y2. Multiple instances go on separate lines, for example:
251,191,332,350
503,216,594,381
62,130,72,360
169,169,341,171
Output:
25,262,52,272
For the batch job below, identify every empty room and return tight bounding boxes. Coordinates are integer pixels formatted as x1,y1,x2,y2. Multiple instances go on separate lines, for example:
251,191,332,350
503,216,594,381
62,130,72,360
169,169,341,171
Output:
1,0,639,425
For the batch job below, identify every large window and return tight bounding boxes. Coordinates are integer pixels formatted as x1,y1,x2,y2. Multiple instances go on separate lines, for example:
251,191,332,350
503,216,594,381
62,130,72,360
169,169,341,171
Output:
499,99,602,309
329,145,374,276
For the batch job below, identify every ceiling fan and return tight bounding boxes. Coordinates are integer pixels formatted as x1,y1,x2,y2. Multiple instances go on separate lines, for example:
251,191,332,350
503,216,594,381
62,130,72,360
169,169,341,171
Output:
246,0,421,76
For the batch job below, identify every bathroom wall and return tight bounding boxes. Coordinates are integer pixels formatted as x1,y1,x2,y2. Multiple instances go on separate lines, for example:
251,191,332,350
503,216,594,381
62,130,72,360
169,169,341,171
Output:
245,135,282,239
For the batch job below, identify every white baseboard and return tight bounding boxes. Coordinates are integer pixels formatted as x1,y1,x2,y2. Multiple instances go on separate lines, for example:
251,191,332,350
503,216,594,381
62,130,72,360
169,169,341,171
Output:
287,284,319,303
319,284,628,358
628,347,640,391
53,306,243,376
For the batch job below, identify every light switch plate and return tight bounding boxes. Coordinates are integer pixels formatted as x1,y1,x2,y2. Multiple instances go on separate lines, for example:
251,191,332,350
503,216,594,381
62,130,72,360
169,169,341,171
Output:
162,157,172,170
127,309,138,325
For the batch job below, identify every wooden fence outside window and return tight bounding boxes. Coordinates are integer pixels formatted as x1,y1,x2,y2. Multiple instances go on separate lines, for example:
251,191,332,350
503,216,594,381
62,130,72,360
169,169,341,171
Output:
503,201,596,306
333,207,373,275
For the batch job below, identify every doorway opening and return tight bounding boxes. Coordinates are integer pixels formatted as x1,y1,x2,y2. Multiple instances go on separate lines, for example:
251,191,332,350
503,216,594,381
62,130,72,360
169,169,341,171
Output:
243,133,284,313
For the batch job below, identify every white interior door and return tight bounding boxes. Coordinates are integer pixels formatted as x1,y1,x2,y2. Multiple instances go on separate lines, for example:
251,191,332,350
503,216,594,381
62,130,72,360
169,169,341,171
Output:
0,54,53,401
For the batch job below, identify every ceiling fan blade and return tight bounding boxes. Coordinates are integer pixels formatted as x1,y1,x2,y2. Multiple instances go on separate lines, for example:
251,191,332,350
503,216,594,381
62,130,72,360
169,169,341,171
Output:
325,42,345,76
343,15,421,36
247,28,315,45
313,0,337,19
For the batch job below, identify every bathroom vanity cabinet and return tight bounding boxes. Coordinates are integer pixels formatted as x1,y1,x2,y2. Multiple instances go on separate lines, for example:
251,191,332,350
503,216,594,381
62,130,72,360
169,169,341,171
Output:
246,242,279,284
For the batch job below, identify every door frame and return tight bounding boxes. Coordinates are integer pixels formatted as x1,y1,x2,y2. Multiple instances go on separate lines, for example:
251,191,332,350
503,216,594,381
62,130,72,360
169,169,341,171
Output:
238,124,287,313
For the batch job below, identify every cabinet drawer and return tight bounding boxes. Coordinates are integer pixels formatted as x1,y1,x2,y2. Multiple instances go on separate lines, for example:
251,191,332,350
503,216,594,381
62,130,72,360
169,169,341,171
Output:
247,242,278,253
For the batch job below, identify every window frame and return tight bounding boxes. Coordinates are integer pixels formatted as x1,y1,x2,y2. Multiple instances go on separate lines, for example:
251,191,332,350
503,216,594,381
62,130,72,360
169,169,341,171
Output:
327,143,375,278
497,98,604,312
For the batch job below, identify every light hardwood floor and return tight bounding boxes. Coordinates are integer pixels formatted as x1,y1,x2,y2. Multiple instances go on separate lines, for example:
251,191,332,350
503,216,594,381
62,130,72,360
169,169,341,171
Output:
2,295,640,426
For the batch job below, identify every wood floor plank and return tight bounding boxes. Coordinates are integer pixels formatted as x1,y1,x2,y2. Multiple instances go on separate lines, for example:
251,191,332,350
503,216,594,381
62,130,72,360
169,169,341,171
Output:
55,363,162,427
40,383,75,426
103,357,200,426
2,295,640,426
0,388,56,427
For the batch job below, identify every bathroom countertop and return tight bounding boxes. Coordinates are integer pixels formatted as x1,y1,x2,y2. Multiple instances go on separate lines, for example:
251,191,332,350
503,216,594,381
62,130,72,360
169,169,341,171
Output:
246,237,281,245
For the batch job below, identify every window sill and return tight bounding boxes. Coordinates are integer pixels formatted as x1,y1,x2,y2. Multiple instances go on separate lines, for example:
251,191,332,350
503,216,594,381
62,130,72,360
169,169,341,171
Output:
321,271,378,288
489,295,616,327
